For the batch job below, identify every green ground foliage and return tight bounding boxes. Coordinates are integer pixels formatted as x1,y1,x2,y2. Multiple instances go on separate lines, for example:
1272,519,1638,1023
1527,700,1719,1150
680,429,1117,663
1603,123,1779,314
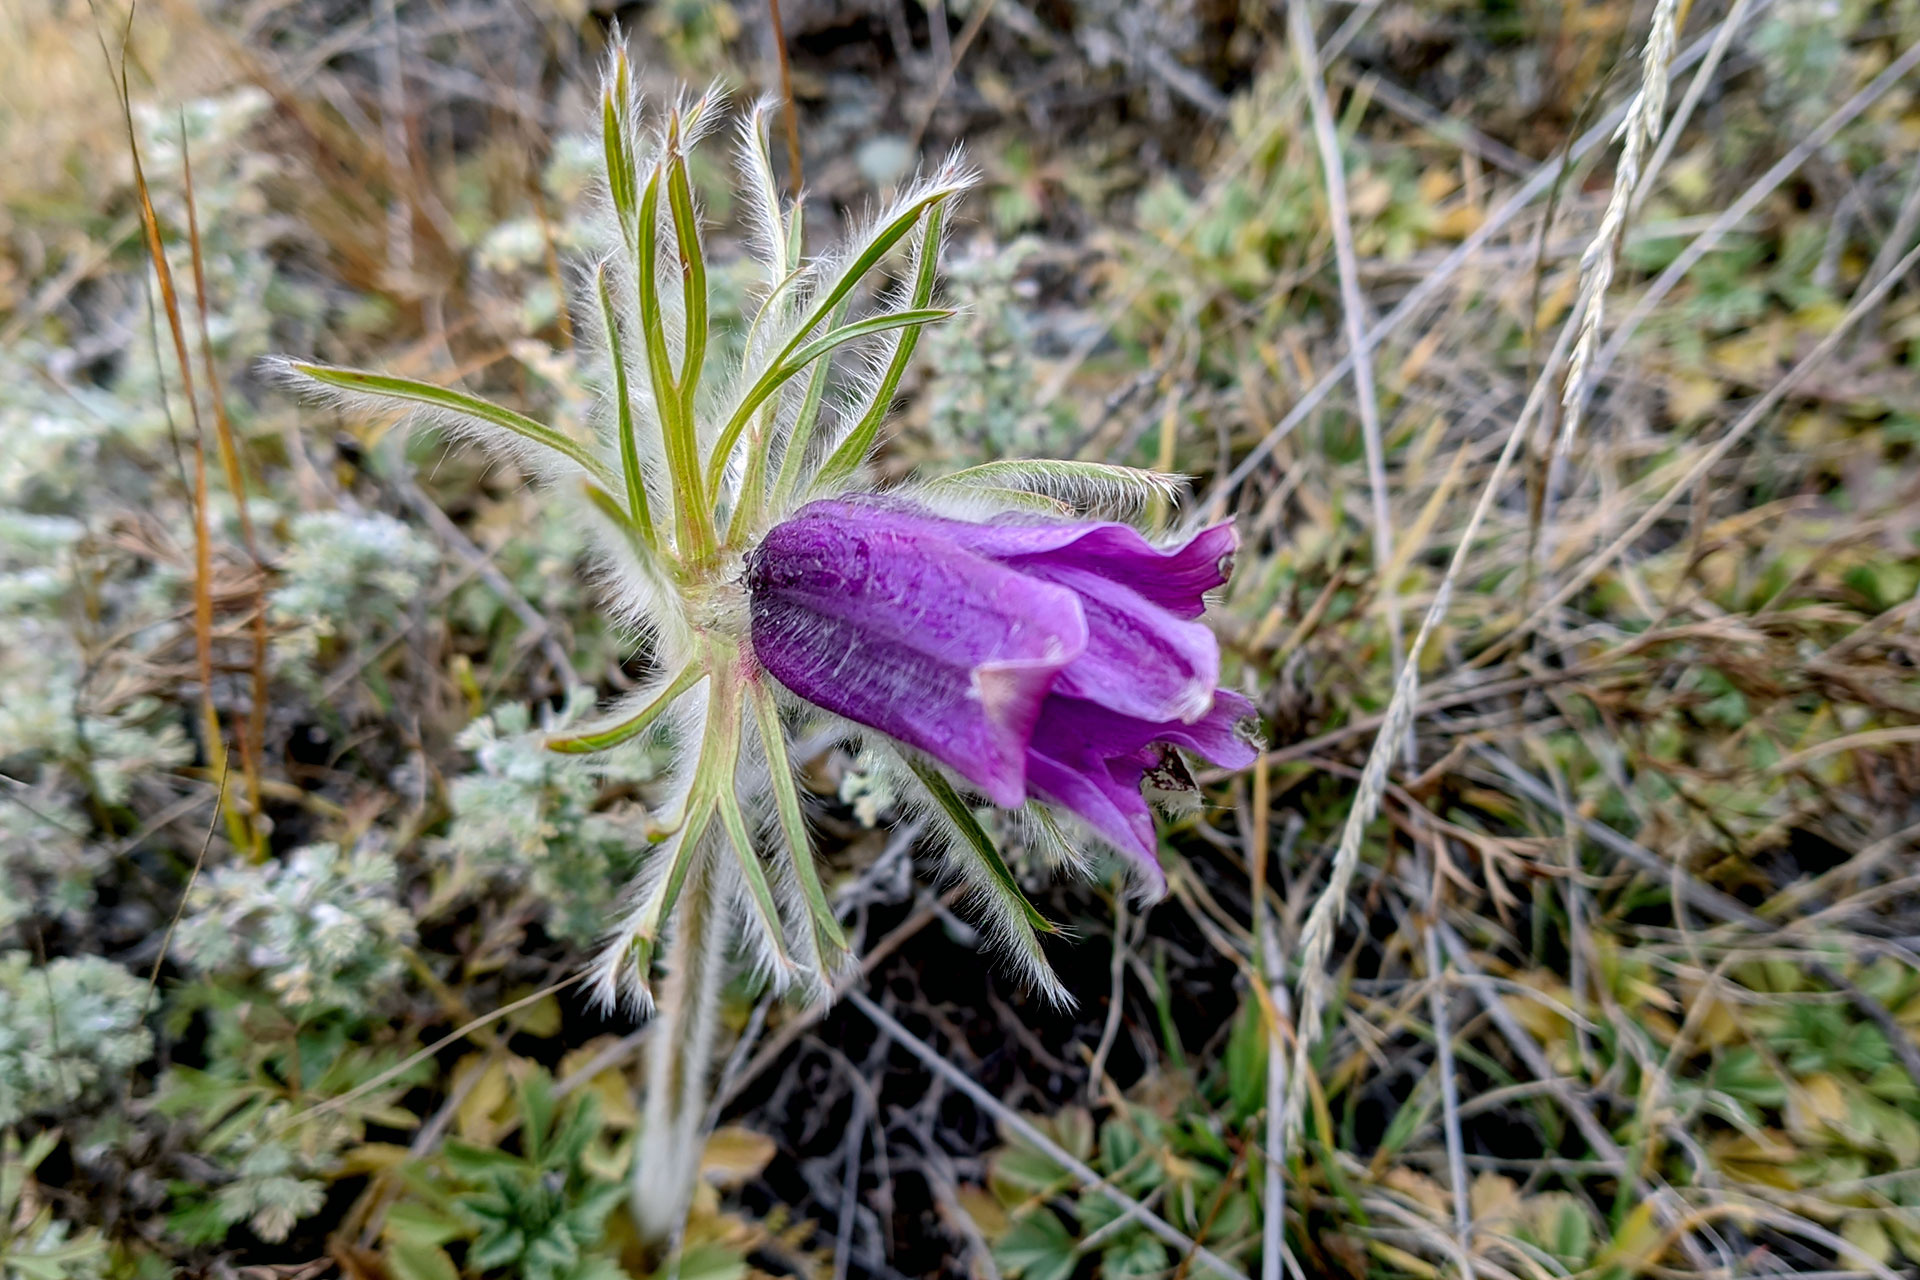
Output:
2,0,1919,1275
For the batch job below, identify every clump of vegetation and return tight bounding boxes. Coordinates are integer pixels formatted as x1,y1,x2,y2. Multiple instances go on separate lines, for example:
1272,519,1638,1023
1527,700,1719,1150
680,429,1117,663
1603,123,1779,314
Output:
0,954,152,1127
440,693,661,947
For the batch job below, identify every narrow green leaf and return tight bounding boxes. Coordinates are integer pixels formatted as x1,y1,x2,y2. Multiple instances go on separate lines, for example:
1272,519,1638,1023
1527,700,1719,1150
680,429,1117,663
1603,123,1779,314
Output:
286,362,614,487
732,185,957,501
595,264,655,545
635,167,713,558
907,757,1056,934
812,200,949,491
666,151,708,434
602,80,635,254
790,187,953,360
640,792,716,962
715,782,796,976
749,680,848,960
743,101,790,284
921,460,1183,506
786,193,805,268
768,297,851,516
705,307,952,493
545,664,703,755
580,482,663,569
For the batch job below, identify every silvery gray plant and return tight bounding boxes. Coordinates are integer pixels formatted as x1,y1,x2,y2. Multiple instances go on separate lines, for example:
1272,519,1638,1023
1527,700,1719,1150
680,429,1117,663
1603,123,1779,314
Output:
282,47,1256,1244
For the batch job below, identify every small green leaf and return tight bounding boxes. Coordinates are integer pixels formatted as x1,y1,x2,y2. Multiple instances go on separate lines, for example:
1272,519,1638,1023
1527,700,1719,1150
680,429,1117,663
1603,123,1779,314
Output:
285,362,615,488
383,1199,466,1249
908,757,1055,934
1103,1230,1171,1280
387,1240,461,1280
545,665,703,754
995,1208,1077,1280
749,681,849,962
1224,993,1269,1124
517,1069,557,1166
812,200,950,491
706,307,953,493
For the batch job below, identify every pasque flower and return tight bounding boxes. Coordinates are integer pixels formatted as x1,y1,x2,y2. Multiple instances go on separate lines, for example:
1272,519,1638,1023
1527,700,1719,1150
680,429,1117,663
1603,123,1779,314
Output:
282,47,1257,1244
748,498,1255,891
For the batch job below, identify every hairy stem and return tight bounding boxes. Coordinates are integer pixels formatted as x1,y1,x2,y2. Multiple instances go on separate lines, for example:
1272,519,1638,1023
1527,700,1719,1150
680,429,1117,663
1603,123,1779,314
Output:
631,834,728,1245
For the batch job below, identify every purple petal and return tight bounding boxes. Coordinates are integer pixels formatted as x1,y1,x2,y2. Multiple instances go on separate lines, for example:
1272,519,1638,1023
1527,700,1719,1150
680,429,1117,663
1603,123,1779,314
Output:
967,520,1239,621
809,498,1238,620
1028,690,1257,770
1025,747,1163,888
1019,563,1220,724
748,505,1088,807
1024,688,1258,885
1154,689,1259,770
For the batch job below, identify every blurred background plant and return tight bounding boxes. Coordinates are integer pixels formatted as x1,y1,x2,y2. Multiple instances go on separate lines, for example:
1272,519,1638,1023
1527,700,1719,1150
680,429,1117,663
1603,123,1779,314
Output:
3,0,1919,1273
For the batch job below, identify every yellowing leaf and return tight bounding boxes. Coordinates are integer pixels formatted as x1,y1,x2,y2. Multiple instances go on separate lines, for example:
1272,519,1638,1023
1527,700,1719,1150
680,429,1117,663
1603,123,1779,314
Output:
702,1125,777,1187
955,1184,1009,1238
1841,1214,1894,1266
1593,1199,1665,1274
1433,202,1484,239
1417,168,1458,203
1383,1167,1450,1217
336,1142,414,1176
557,1038,640,1129
1469,1172,1523,1225
454,1055,514,1144
1785,1073,1849,1142
508,993,562,1038
1664,372,1724,423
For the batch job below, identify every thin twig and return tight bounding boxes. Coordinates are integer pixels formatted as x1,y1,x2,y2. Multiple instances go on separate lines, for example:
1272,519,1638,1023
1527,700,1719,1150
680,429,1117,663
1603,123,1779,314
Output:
388,470,579,689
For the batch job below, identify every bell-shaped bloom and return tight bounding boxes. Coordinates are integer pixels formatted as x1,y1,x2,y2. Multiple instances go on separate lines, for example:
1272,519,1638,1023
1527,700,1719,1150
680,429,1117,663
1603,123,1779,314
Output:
746,496,1257,886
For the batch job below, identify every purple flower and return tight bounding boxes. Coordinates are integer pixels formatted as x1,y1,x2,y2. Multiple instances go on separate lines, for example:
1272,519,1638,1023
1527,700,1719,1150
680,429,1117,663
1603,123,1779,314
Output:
745,496,1257,886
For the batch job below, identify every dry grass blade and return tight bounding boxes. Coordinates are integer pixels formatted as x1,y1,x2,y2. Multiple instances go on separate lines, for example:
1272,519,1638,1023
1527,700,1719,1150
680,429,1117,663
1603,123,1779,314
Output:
1287,0,1405,702
1497,236,1920,662
1569,37,1920,433
110,34,253,859
1555,0,1681,456
1279,321,1571,1142
143,764,226,1017
1208,5,1764,509
279,973,589,1130
179,119,268,860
